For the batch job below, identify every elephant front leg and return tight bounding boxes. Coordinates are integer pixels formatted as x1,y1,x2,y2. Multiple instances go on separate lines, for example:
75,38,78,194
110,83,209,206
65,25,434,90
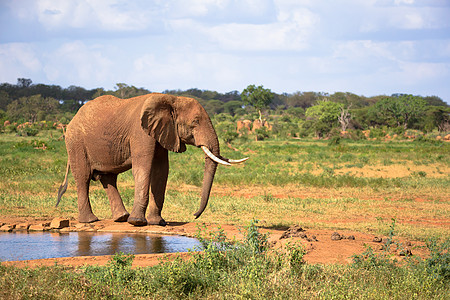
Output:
128,167,150,226
100,173,130,222
147,146,169,226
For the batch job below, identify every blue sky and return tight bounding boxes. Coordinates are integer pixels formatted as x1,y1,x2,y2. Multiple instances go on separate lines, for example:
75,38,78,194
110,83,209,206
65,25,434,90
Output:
1,0,449,103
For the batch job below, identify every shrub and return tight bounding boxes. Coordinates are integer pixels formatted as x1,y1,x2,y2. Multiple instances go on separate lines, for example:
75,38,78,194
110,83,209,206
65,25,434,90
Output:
424,239,450,281
255,127,269,141
18,127,39,136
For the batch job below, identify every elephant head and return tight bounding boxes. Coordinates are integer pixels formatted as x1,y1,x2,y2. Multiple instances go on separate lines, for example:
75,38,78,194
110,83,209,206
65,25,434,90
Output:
140,93,247,218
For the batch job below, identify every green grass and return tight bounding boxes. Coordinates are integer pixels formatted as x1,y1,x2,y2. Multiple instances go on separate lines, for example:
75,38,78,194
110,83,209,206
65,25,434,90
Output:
0,132,449,241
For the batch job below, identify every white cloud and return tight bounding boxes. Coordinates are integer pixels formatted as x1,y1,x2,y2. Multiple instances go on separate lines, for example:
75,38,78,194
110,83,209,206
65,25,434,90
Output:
397,61,449,84
0,43,41,82
43,41,112,86
167,0,276,23
131,50,244,91
394,0,414,5
7,0,162,32
170,6,319,52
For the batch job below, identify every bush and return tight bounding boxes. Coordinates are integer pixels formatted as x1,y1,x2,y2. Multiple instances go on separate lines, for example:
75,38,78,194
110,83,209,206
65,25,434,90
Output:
255,127,270,141
424,239,450,281
18,127,39,136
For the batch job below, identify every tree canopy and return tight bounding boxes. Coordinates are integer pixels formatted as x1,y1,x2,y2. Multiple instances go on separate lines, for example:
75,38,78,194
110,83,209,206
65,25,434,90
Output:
371,95,427,129
241,84,274,121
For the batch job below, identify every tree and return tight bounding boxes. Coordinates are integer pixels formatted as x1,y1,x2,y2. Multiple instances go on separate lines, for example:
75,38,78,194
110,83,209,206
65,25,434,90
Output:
223,100,243,116
203,100,224,116
424,95,448,107
423,106,450,132
114,83,150,99
372,95,427,129
329,92,368,108
286,91,322,109
305,100,343,137
241,84,274,122
16,78,32,88
338,104,352,131
7,94,59,123
0,90,11,111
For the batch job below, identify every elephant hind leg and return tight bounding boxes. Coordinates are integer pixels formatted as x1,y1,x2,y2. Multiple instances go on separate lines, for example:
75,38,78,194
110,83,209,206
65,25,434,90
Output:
75,178,99,223
68,146,98,223
99,173,130,222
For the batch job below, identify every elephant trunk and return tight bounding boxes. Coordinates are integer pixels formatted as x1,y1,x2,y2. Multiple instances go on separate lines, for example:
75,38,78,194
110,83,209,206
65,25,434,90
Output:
192,120,248,219
193,155,217,218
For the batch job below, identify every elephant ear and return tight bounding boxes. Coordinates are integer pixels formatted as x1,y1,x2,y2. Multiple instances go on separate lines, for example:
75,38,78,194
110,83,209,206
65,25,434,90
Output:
140,94,186,153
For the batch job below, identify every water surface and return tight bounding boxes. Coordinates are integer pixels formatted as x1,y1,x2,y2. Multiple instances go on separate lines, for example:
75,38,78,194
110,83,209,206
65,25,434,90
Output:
0,231,200,261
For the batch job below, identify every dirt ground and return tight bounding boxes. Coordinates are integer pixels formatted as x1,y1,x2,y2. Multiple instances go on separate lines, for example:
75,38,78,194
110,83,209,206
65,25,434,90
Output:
1,217,428,269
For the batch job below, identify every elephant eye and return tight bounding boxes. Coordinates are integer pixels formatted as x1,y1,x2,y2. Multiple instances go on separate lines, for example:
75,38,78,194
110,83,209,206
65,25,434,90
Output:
191,118,200,126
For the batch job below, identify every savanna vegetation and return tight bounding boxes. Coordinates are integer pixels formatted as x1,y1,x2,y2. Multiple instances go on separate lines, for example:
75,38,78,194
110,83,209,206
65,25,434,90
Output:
1,78,449,139
0,78,449,298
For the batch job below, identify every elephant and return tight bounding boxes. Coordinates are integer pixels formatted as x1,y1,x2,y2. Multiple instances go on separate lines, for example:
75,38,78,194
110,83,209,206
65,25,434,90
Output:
56,93,247,226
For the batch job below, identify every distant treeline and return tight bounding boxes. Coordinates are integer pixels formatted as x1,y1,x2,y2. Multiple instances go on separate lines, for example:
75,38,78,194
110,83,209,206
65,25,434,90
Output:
0,78,449,136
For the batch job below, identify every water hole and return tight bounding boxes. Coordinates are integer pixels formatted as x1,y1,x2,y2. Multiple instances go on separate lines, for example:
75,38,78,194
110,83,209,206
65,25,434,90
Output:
0,231,201,262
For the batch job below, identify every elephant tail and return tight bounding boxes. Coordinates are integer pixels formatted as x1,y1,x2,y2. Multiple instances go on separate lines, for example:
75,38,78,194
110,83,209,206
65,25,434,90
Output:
56,162,70,207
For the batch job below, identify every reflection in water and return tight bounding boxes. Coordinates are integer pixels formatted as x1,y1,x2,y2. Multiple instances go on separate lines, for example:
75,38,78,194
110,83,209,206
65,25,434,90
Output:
0,232,200,262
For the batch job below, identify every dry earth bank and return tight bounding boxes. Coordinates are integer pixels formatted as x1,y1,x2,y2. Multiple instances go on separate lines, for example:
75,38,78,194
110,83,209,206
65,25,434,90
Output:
1,217,429,269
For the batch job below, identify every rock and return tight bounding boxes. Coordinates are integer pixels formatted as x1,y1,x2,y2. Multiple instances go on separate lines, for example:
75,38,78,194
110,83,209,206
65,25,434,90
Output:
347,235,355,240
0,224,16,232
15,223,30,231
398,248,412,256
75,223,93,229
29,223,50,231
236,120,252,134
59,227,71,232
252,119,272,132
331,232,342,240
280,225,306,239
373,236,382,243
306,235,318,242
75,223,96,231
50,218,70,229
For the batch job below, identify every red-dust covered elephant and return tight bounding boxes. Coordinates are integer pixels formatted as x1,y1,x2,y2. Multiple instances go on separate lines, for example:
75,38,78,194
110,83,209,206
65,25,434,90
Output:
56,93,247,226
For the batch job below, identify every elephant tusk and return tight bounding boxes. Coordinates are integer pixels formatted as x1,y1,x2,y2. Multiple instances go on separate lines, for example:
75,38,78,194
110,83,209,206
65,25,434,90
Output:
201,146,231,166
227,157,249,164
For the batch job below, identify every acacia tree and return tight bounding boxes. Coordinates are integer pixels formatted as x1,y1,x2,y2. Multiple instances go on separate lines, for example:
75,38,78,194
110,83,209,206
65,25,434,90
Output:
241,84,274,122
372,94,427,129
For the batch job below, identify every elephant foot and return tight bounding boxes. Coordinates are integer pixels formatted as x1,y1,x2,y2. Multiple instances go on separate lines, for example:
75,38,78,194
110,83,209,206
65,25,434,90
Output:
113,212,130,223
147,216,167,226
127,216,147,227
78,213,99,223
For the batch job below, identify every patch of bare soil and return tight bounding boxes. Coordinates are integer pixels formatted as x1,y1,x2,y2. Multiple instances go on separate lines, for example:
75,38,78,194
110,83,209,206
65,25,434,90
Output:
1,217,429,269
